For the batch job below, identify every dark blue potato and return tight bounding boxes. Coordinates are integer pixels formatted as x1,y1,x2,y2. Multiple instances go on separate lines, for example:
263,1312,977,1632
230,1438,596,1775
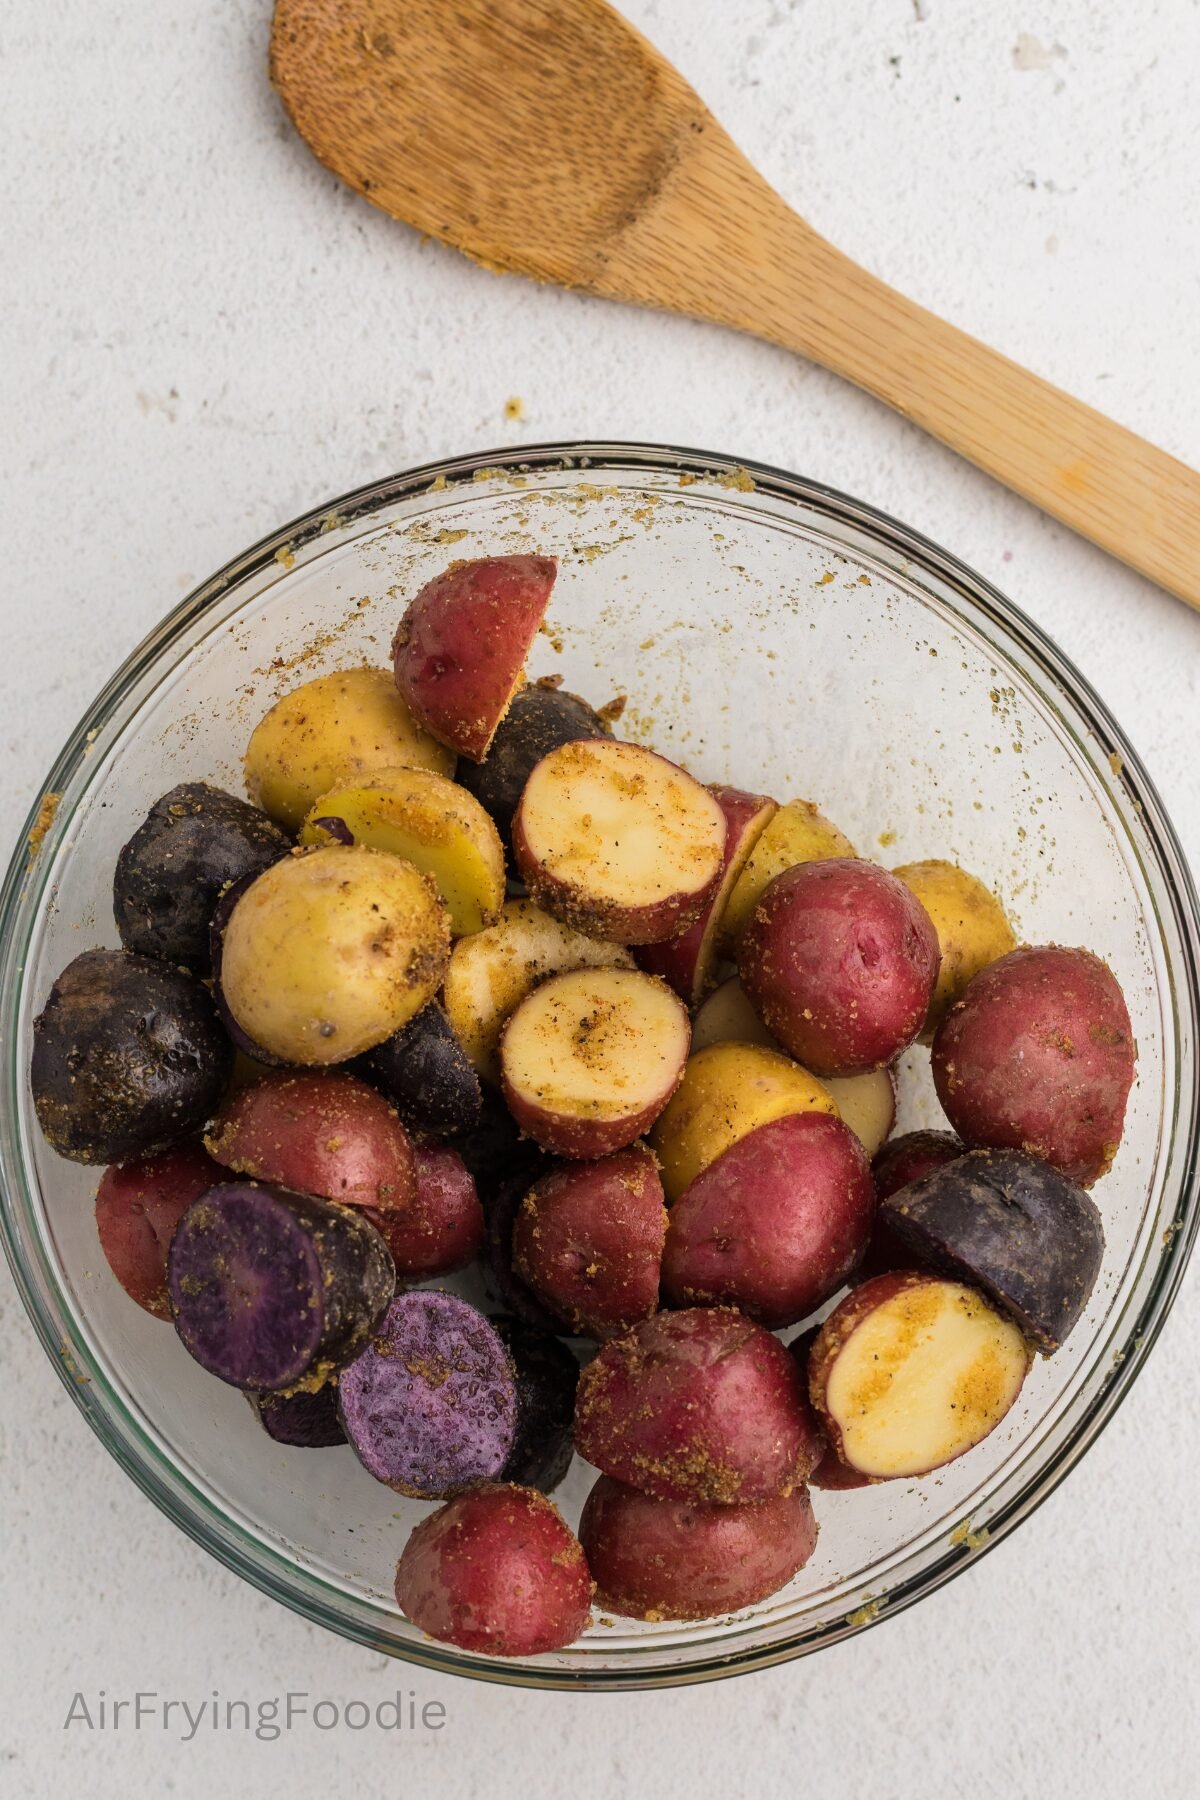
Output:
878,1146,1104,1352
113,782,291,971
250,1383,347,1447
352,1001,482,1137
455,1089,547,1203
494,1317,580,1493
338,1291,518,1497
168,1183,395,1390
455,683,610,855
482,1172,562,1333
31,949,233,1164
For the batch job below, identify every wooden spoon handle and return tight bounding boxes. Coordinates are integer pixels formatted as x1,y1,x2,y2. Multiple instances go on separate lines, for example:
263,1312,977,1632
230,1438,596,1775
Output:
753,226,1200,611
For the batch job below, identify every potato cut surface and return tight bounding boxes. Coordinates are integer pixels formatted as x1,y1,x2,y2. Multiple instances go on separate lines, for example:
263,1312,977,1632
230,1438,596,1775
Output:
823,1066,896,1158
501,967,689,1128
442,898,636,1083
515,739,726,942
823,1278,1028,1478
691,975,776,1052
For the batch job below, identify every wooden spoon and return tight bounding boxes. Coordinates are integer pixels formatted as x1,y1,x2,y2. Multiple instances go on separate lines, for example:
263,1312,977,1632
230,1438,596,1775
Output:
271,0,1200,612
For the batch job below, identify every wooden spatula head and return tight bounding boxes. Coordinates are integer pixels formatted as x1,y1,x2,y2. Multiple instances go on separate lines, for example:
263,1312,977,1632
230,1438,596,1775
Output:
271,0,716,288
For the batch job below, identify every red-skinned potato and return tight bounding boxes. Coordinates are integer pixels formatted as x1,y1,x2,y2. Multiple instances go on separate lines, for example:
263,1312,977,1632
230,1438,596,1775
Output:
499,967,690,1158
95,1141,229,1319
860,1130,964,1277
513,738,727,944
931,945,1135,1186
205,1071,417,1212
662,1112,874,1328
739,858,940,1076
809,1271,1030,1480
512,1145,666,1338
391,555,557,762
578,1475,819,1620
363,1143,485,1278
637,786,776,1003
394,1483,593,1656
574,1307,824,1504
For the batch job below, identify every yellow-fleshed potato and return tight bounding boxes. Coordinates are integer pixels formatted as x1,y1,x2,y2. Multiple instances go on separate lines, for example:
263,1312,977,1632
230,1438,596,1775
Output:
719,798,856,949
300,766,505,937
691,975,774,1052
892,858,1016,1036
219,845,451,1064
244,666,454,831
442,899,636,1084
648,1041,837,1202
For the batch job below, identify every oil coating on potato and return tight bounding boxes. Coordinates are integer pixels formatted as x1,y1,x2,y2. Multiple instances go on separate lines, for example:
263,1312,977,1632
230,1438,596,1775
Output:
648,1040,837,1203
244,666,453,831
892,858,1016,1035
301,764,505,936
218,845,451,1065
442,898,636,1084
512,1146,667,1337
719,796,856,950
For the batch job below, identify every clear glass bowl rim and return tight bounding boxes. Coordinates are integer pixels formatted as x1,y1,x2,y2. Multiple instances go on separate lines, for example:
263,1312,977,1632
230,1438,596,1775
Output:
2,439,1198,1691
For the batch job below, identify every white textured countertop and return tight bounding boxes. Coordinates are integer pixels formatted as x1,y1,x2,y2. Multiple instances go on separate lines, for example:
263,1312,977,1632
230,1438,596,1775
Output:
3,2,1199,1794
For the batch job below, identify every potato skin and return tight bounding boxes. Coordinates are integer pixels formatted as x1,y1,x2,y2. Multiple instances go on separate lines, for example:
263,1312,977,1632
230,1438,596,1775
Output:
113,782,291,971
218,846,451,1065
351,1001,482,1137
931,945,1135,1185
95,1141,229,1319
879,1146,1104,1352
574,1307,824,1504
205,1070,417,1212
860,1130,964,1277
456,682,610,852
301,765,505,936
662,1112,874,1328
720,797,856,951
512,1146,667,1339
637,786,777,1005
362,1143,485,1278
32,949,233,1165
394,1483,593,1656
893,859,1016,1035
648,1041,837,1203
738,858,940,1076
579,1476,818,1620
245,666,453,831
494,1319,580,1494
392,555,557,762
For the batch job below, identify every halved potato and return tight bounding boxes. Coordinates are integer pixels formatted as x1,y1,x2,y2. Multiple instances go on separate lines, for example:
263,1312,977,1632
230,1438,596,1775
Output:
442,899,636,1085
513,739,727,944
244,666,454,831
719,797,856,950
691,975,775,1052
648,1040,837,1203
823,1067,897,1160
301,766,505,936
637,785,776,1004
500,967,690,1158
810,1271,1031,1479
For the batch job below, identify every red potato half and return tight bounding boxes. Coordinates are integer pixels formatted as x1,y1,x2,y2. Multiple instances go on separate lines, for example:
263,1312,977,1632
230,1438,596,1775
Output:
363,1143,485,1278
574,1307,824,1504
95,1141,229,1319
205,1070,417,1213
512,1145,667,1338
662,1112,874,1328
513,738,727,944
579,1475,818,1621
739,858,940,1076
391,555,557,761
931,944,1135,1186
500,966,691,1158
637,786,776,1003
809,1271,1031,1480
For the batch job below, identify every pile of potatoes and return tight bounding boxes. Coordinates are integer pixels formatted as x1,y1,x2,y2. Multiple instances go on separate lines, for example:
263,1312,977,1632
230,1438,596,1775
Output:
30,552,1136,1658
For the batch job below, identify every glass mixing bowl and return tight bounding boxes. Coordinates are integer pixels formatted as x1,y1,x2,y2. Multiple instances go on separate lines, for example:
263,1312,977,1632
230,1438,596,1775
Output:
2,444,1197,1689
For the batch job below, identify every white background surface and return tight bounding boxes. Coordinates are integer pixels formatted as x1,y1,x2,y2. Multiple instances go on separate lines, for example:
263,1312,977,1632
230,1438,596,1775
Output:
3,2,1199,1794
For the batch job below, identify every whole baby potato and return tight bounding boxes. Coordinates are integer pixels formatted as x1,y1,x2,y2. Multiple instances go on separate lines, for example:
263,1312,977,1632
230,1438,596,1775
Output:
892,859,1016,1035
931,944,1135,1185
244,666,454,831
219,845,451,1064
